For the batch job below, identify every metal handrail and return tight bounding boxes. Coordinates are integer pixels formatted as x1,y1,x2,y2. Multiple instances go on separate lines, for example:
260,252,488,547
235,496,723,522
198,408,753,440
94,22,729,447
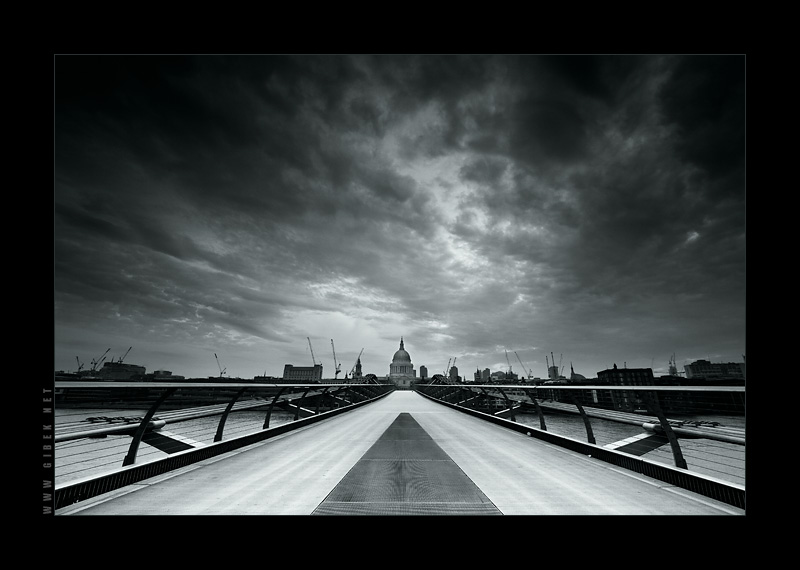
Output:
414,382,745,446
52,381,395,510
55,382,392,464
413,382,745,509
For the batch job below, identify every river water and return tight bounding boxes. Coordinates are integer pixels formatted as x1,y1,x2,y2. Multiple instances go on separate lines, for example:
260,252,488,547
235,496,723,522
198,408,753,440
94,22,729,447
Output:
54,404,745,488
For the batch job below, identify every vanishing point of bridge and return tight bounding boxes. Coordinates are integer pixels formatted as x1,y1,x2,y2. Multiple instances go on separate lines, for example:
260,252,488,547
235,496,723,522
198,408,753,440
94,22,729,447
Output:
48,382,745,515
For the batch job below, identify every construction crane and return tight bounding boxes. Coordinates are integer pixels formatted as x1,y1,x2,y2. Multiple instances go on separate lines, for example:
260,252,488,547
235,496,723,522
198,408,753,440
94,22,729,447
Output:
118,346,132,363
91,348,110,372
514,351,531,380
443,357,452,378
669,353,684,376
215,353,226,377
307,337,317,366
331,339,341,379
548,351,563,379
75,356,84,373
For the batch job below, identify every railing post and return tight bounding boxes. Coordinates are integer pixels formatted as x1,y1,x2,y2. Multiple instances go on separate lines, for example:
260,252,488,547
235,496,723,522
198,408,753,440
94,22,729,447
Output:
447,386,460,403
478,388,490,413
122,387,176,466
315,387,331,414
215,387,248,442
460,387,478,408
263,387,287,429
335,385,351,406
294,387,313,421
527,390,547,431
497,388,515,421
571,395,595,444
645,390,688,469
334,385,349,407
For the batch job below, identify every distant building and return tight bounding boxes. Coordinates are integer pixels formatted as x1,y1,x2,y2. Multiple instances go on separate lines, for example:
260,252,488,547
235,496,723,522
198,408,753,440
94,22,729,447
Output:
149,370,185,381
490,371,506,382
598,364,654,386
419,365,428,379
95,361,146,381
482,368,490,381
351,357,363,381
254,375,279,382
282,364,322,382
449,365,459,382
569,364,586,382
684,359,745,380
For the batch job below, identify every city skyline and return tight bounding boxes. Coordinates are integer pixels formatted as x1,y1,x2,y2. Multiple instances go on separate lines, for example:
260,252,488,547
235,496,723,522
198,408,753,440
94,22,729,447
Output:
54,54,746,381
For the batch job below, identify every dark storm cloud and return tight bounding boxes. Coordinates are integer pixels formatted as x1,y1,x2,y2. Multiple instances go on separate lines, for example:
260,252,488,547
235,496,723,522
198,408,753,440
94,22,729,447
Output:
55,56,441,350
658,55,746,181
54,54,745,379
451,55,744,266
510,96,591,164
428,55,745,372
56,56,327,224
459,156,507,186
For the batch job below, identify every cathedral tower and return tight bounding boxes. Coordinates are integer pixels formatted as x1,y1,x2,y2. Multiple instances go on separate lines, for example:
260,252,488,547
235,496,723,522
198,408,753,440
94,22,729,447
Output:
389,337,415,389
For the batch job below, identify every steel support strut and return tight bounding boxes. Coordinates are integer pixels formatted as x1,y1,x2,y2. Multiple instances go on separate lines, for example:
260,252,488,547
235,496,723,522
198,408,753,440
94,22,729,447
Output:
645,390,687,469
332,386,349,407
527,391,547,431
315,387,331,414
215,387,248,442
571,395,595,444
263,387,287,429
294,387,312,421
496,388,516,421
123,387,176,466
479,388,492,413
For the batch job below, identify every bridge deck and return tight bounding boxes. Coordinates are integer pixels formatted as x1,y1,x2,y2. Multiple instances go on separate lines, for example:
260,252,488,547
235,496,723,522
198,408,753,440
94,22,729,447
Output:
56,391,744,515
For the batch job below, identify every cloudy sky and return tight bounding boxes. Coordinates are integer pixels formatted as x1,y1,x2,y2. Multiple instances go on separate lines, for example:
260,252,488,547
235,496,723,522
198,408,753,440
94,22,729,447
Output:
54,54,746,381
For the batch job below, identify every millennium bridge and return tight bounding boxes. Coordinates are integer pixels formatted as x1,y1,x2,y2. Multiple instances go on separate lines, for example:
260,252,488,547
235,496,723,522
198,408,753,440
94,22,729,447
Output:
46,381,745,515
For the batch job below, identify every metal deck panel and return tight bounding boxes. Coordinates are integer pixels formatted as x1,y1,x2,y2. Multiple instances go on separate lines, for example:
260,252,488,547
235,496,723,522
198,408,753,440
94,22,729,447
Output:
57,391,744,516
313,413,500,515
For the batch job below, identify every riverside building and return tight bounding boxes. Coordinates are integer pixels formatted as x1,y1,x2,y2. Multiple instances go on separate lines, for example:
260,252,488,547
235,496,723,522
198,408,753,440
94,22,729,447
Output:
684,359,746,380
282,364,323,382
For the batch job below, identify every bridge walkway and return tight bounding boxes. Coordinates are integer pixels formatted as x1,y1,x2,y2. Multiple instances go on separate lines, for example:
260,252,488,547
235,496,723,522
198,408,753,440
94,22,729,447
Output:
56,391,744,515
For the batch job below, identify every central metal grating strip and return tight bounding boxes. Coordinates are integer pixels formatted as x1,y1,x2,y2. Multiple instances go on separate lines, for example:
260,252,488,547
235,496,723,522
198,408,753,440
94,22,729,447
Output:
313,412,501,515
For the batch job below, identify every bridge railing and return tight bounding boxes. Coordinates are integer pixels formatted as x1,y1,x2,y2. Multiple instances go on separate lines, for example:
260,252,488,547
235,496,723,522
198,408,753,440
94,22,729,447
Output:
51,381,395,510
414,382,745,509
